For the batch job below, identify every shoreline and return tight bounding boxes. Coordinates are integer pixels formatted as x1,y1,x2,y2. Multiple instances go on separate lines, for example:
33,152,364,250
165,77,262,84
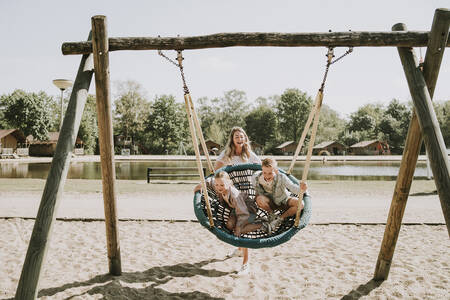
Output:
0,179,441,224
0,154,434,164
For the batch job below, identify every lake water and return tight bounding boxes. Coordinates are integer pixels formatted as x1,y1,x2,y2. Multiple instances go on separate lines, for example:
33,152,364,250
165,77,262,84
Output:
0,160,431,181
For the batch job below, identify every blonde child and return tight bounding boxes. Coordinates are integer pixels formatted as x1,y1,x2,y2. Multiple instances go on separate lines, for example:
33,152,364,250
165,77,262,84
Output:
194,171,268,274
251,157,307,233
213,127,262,273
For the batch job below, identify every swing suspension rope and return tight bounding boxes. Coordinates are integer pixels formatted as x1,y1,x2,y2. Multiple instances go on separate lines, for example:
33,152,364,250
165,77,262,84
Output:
286,46,353,226
159,46,353,228
158,49,216,227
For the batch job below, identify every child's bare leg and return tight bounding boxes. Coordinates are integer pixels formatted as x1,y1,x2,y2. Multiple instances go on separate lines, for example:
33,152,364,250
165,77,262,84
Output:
240,223,262,234
242,248,249,265
226,214,236,231
255,195,273,213
227,214,246,254
280,197,303,219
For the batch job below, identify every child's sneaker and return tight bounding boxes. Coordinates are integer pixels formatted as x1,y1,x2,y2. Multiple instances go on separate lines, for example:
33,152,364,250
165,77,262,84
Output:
226,248,243,258
261,222,273,234
267,212,277,223
237,263,250,275
269,216,283,230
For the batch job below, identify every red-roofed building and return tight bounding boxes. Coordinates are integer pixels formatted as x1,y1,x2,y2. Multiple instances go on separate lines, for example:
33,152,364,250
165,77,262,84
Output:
276,141,298,155
312,141,347,155
349,140,390,155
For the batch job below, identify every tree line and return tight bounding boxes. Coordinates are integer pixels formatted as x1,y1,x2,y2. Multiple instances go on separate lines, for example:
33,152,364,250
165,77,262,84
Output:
1,80,448,155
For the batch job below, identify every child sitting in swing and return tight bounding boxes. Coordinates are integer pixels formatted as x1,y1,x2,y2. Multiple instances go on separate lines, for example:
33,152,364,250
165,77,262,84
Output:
194,171,269,237
251,157,308,233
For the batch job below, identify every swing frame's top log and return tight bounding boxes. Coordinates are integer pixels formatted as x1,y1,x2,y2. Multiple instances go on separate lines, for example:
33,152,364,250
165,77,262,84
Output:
62,30,450,55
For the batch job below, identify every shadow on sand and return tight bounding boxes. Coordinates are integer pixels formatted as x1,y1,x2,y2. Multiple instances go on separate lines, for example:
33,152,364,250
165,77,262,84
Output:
10,258,232,300
341,278,383,300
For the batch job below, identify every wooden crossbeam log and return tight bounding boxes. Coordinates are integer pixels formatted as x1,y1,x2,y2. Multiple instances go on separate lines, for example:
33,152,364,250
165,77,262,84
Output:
62,31,450,55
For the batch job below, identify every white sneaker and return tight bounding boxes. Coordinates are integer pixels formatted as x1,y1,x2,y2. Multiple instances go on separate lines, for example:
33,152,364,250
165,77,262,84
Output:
261,221,273,234
237,263,250,275
269,216,283,230
226,248,243,258
267,212,277,223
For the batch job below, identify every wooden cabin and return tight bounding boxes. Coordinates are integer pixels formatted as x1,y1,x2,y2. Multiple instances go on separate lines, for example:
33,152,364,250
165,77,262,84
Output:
28,132,84,156
276,141,298,155
312,141,347,155
200,140,221,155
0,129,28,158
349,140,391,155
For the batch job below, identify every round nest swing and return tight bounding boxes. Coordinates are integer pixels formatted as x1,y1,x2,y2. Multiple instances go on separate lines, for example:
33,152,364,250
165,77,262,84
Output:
193,163,312,249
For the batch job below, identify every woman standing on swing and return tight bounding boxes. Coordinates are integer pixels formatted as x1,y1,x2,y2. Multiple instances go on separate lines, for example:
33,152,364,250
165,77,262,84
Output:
215,126,261,275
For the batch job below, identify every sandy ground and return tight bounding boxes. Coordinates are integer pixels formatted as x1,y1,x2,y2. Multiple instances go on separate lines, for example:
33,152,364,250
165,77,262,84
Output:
0,179,448,299
0,180,444,224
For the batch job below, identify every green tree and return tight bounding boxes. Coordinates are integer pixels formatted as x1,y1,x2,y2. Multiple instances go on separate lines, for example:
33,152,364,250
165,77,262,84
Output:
378,115,403,153
205,121,225,146
217,90,249,135
146,95,186,154
276,88,312,141
77,94,98,154
346,103,384,140
196,96,220,136
378,99,411,154
47,88,72,132
244,106,277,147
434,100,450,147
316,104,346,144
339,130,362,149
1,89,54,140
196,90,249,145
113,81,150,153
0,98,7,128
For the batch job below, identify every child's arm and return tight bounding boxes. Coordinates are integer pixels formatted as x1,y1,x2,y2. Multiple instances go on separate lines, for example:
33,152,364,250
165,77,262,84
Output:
283,174,307,194
193,177,213,193
193,183,202,193
251,172,265,195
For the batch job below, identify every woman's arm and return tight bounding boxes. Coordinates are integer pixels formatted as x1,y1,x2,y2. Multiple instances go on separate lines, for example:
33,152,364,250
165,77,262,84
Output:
193,177,213,193
214,151,227,170
214,160,225,171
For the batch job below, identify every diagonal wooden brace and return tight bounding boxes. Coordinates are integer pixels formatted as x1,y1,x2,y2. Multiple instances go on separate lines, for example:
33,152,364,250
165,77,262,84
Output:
374,8,450,281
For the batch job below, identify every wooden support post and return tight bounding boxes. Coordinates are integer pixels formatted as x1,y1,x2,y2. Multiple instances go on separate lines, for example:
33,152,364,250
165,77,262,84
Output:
374,8,450,281
15,34,94,300
91,15,122,275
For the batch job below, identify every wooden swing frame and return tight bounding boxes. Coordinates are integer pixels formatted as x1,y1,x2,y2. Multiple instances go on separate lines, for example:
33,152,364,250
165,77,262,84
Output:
15,8,449,299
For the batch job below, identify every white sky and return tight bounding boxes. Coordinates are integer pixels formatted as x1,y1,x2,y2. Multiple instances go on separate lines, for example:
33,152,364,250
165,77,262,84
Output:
0,1,448,118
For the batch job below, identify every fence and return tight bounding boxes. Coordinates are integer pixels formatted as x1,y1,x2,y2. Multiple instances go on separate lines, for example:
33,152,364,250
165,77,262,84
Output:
147,167,206,183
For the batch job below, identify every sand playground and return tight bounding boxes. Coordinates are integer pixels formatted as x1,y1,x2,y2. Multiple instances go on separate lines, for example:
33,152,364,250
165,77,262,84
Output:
0,179,448,299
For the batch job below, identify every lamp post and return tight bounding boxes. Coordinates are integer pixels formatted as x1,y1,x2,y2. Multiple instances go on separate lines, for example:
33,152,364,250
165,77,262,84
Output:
52,79,73,130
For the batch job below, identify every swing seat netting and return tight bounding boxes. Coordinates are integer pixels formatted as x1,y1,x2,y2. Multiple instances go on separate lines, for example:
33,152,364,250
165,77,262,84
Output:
193,163,312,249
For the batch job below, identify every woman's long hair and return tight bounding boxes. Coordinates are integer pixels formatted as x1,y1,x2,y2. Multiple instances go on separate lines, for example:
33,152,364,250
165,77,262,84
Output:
224,127,252,161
